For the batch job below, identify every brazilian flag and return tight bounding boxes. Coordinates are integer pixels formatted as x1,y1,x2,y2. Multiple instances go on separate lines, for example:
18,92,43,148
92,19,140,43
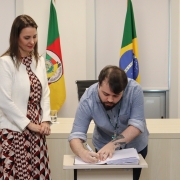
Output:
119,0,140,83
46,0,66,110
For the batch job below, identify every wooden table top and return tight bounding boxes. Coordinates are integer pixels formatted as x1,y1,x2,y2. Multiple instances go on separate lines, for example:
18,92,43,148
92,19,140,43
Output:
47,118,180,139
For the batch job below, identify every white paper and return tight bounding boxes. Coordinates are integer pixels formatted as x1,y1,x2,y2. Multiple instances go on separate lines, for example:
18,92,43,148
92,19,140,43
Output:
74,148,139,165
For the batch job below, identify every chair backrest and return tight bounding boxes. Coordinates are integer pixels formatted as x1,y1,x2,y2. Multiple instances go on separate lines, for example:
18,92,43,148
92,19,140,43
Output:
76,80,98,101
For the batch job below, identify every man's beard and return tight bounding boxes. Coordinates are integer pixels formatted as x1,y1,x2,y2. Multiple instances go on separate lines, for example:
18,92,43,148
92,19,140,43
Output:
102,102,117,110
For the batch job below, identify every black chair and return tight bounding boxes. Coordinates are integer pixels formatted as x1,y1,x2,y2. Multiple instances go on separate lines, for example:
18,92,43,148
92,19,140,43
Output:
75,80,98,101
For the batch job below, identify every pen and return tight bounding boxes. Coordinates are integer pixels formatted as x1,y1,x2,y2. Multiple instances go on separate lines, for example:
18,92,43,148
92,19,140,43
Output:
85,143,94,152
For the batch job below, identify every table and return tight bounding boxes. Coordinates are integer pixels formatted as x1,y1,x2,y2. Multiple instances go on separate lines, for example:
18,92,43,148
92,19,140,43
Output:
63,154,147,180
46,118,180,180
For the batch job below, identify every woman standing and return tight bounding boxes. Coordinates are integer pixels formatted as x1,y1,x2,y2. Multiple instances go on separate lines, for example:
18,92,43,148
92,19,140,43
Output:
0,15,51,179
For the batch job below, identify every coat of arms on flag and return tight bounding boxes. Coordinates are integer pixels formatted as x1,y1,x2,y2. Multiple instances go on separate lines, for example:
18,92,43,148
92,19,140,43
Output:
46,0,66,110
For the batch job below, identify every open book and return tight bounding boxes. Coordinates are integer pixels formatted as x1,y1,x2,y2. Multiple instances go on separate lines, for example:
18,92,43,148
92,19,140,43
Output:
74,148,139,165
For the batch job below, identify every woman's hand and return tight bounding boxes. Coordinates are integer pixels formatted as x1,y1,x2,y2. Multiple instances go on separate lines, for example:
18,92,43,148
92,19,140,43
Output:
40,121,51,135
27,122,41,133
27,122,51,135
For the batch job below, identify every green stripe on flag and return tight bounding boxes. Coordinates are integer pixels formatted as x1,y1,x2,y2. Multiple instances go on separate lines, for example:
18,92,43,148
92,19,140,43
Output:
121,0,137,48
47,0,60,46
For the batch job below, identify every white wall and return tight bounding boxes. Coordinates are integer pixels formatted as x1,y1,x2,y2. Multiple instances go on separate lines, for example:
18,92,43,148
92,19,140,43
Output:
170,0,180,118
16,0,87,117
95,0,169,90
0,0,15,55
178,0,180,118
1,0,180,118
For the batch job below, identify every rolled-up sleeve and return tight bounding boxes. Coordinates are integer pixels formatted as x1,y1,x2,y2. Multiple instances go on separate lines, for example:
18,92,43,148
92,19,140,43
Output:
68,99,92,142
128,86,146,133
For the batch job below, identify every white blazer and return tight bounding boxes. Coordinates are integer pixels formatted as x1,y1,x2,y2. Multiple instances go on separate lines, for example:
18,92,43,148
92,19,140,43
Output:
0,55,51,133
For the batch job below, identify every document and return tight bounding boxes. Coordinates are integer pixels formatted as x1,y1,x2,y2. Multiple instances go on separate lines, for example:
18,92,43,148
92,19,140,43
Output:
74,148,139,165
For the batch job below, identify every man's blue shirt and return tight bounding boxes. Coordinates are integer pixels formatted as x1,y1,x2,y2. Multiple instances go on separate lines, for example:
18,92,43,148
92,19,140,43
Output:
68,78,149,152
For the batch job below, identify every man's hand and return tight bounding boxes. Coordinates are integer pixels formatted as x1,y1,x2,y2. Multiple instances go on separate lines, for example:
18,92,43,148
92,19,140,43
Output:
70,139,99,163
80,149,99,164
97,141,115,161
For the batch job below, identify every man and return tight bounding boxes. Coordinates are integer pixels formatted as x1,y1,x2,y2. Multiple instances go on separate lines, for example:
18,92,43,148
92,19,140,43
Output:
68,65,149,180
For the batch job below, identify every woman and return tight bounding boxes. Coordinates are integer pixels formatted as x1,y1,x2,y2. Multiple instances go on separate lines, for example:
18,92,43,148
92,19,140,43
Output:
0,15,51,179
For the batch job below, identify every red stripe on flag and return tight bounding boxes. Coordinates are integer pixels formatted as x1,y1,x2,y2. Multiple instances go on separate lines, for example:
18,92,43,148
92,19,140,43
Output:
47,38,62,61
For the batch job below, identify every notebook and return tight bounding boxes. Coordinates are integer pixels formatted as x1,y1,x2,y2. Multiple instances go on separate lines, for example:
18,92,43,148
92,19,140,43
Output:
74,148,139,165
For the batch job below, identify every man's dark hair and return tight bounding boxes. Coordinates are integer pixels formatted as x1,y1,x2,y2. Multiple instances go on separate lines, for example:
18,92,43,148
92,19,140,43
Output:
98,65,128,94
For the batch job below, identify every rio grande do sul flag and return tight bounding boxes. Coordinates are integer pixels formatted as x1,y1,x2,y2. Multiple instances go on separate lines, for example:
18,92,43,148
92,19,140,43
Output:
46,0,66,110
119,0,140,83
